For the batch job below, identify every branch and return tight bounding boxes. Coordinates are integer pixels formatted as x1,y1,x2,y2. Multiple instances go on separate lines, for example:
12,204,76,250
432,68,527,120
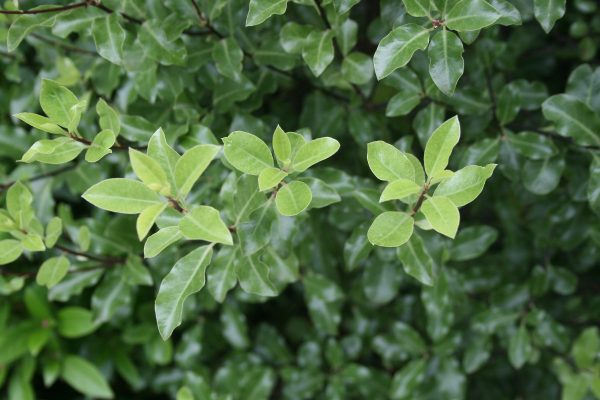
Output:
54,244,124,265
30,33,98,56
0,1,88,15
410,183,430,216
0,163,77,191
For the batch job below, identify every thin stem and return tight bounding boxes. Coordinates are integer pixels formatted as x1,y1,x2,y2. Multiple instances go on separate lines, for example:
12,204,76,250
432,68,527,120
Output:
30,33,98,56
410,183,430,216
54,244,123,265
0,163,77,191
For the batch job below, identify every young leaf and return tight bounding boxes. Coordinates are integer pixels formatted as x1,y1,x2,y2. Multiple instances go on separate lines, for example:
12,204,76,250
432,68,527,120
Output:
291,137,340,172
144,226,183,258
236,253,277,296
83,178,163,214
424,116,461,178
36,256,70,288
45,217,63,248
258,167,288,191
302,30,335,77
380,179,422,202
272,125,292,164
367,211,414,247
20,138,85,165
275,180,312,216
96,99,120,135
174,144,220,198
420,196,460,238
39,79,79,128
14,113,66,135
179,206,233,245
0,239,24,265
147,128,180,191
246,0,289,27
445,0,500,32
434,164,496,206
533,0,566,33
129,148,171,194
367,141,416,182
155,245,214,340
136,203,167,241
222,131,274,175
428,29,464,96
373,24,430,79
85,130,116,163
61,355,114,399
92,14,125,65
397,234,436,286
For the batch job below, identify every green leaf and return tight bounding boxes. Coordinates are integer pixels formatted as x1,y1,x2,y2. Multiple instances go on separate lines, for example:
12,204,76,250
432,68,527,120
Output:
402,0,433,17
0,239,23,265
303,273,344,335
424,116,461,178
61,355,114,399
380,179,422,202
91,274,130,323
367,141,416,182
45,217,62,248
138,20,187,66
212,38,244,81
279,22,311,54
179,206,233,245
397,234,435,286
136,203,167,241
85,129,115,163
385,92,421,117
155,245,214,340
23,233,46,252
39,79,79,128
236,253,277,296
83,178,162,214
6,9,58,52
368,211,414,247
246,0,289,27
428,29,464,96
542,94,600,147
302,30,335,77
450,225,498,261
20,137,85,165
373,24,430,79
147,128,179,192
222,131,274,175
508,325,532,369
533,0,566,33
571,327,599,370
506,131,558,160
92,14,125,64
57,307,96,338
302,177,341,208
275,180,312,216
341,52,374,85
434,164,496,206
14,113,66,135
258,167,288,191
389,359,426,399
445,0,500,31
421,196,460,238
174,144,220,198
207,246,238,303
129,148,171,194
521,156,564,195
144,226,183,258
291,137,340,172
490,0,522,26
96,99,120,135
272,125,292,164
36,256,70,288
463,335,492,374
589,155,600,216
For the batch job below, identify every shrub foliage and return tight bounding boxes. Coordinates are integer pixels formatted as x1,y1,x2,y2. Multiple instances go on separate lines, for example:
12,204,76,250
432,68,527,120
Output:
0,0,599,399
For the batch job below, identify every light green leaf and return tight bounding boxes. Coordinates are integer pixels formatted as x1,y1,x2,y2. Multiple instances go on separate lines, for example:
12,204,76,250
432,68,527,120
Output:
207,246,238,303
96,99,120,135
57,307,96,338
155,245,214,340
129,148,171,194
174,145,220,198
508,325,532,369
291,137,340,172
246,0,289,26
61,355,114,399
212,38,244,80
368,211,414,247
39,79,79,128
85,130,115,163
373,24,430,80
36,256,70,288
275,180,312,216
571,327,599,370
424,116,461,178
144,226,183,258
236,253,277,296
20,137,85,165
136,203,167,241
179,206,233,245
428,29,464,96
14,113,66,135
83,178,162,214
421,196,460,238
445,0,500,31
45,217,63,248
434,164,496,206
273,125,292,164
92,14,125,64
397,234,435,286
222,131,274,175
147,128,180,192
533,0,566,33
302,30,335,77
367,141,416,182
23,233,46,252
542,94,600,147
380,179,422,202
258,167,288,191
0,239,23,265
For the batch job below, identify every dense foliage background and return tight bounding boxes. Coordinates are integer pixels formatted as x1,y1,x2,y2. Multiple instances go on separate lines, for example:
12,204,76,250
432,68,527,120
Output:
1,0,599,399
